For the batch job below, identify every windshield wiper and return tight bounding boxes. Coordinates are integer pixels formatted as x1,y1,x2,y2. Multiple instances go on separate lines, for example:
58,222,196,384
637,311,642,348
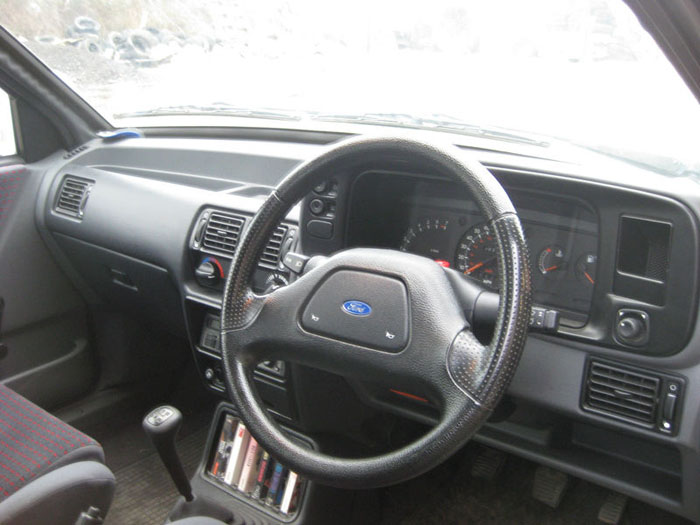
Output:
312,112,549,147
115,103,302,121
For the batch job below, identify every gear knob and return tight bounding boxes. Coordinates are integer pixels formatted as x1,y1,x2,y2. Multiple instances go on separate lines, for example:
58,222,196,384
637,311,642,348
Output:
143,405,193,501
144,406,181,436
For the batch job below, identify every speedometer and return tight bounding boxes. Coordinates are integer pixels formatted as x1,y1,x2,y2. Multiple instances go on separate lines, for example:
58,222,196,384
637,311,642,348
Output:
455,223,499,289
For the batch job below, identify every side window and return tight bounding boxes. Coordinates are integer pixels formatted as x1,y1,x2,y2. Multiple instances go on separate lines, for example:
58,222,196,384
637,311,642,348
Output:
0,90,16,157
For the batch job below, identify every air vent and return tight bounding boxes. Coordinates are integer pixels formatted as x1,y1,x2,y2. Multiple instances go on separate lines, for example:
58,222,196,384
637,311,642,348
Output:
55,176,92,218
583,360,660,426
259,225,289,269
201,212,246,256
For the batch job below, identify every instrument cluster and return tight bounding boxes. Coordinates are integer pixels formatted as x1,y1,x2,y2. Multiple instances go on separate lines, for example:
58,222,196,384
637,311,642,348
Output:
347,172,599,326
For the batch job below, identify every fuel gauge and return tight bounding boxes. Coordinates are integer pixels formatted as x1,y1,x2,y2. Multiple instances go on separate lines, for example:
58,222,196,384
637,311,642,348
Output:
575,253,597,286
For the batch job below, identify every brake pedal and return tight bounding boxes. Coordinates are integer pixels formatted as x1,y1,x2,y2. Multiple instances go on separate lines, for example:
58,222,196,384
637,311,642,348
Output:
532,466,569,508
470,447,506,480
598,492,628,525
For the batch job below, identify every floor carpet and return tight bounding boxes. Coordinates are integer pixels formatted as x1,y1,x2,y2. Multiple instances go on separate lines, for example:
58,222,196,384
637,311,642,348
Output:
105,427,209,524
379,445,691,525
77,375,218,525
72,376,689,525
90,416,691,524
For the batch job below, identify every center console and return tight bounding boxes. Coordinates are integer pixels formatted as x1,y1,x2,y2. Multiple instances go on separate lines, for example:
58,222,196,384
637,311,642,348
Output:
186,304,296,422
151,403,354,525
178,202,358,521
200,405,310,520
184,206,301,420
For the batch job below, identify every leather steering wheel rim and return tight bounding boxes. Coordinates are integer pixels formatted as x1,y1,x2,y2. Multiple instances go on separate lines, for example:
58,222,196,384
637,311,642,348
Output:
221,136,532,489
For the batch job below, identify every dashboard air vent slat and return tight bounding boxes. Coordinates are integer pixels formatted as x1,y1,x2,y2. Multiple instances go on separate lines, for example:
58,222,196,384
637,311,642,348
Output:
55,176,91,218
202,212,246,256
259,225,289,270
583,360,660,425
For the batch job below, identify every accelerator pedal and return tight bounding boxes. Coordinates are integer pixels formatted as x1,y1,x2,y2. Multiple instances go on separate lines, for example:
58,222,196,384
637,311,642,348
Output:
532,466,569,508
598,492,628,524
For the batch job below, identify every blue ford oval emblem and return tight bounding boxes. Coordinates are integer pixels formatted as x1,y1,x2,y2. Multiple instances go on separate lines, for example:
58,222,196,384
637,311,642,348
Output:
342,300,372,317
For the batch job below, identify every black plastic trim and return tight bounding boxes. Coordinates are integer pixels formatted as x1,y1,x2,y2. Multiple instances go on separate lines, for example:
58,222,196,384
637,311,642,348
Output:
580,356,686,436
0,28,106,146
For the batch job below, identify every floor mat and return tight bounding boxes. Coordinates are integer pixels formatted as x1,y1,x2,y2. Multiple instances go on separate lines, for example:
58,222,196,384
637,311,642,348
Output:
106,426,209,525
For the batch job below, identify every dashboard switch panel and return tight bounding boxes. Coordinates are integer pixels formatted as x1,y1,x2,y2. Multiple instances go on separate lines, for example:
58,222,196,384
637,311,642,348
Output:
199,313,223,353
258,361,286,378
529,306,560,333
309,198,326,215
307,219,333,239
304,178,338,240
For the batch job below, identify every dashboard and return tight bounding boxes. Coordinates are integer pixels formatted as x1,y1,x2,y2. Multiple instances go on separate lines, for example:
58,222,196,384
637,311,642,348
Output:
347,172,598,327
31,134,700,522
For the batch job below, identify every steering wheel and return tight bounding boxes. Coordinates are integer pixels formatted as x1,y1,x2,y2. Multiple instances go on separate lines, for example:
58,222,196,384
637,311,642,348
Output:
221,136,531,489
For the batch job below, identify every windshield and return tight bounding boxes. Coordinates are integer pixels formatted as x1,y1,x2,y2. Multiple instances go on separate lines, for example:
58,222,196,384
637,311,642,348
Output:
3,0,699,174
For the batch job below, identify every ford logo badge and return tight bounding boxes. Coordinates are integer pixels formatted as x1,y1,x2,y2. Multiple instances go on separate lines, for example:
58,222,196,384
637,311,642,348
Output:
342,300,372,317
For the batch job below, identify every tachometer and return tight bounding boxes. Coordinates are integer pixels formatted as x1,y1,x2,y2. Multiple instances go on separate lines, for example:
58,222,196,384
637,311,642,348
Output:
400,218,451,265
455,223,499,289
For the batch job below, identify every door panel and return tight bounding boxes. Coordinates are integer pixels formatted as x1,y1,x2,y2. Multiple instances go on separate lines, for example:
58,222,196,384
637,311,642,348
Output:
0,160,95,408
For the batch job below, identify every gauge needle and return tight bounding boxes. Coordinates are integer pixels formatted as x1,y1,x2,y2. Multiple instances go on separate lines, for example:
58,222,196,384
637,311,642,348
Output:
465,261,485,274
584,271,595,284
544,265,558,272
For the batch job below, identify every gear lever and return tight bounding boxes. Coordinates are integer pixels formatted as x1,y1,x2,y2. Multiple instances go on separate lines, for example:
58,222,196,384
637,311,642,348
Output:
142,406,193,501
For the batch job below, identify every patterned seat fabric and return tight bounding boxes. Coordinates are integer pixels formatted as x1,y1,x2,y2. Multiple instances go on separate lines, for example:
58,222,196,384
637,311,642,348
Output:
0,384,103,501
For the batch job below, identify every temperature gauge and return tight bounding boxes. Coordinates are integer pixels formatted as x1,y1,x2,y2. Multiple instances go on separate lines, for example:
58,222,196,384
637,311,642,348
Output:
538,245,566,276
